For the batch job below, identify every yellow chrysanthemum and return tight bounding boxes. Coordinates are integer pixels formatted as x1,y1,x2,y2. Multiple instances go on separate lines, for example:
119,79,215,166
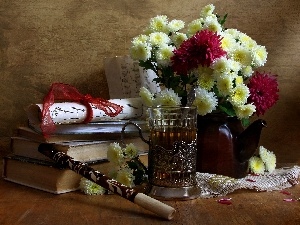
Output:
171,32,188,47
259,146,276,173
217,76,233,96
229,84,250,106
230,46,252,67
234,103,256,119
187,19,203,36
107,142,124,166
139,87,154,107
130,42,151,61
241,65,253,77
123,143,138,159
79,178,106,195
149,15,168,33
154,89,181,106
116,168,135,187
235,76,244,85
203,16,222,33
168,19,185,33
200,4,215,17
221,33,237,53
149,32,170,47
156,44,175,66
252,45,268,68
131,34,148,45
197,72,215,90
193,88,218,116
211,57,231,77
249,156,265,174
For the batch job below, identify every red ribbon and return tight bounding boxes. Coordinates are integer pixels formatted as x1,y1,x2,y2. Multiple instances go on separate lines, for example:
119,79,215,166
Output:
41,83,123,136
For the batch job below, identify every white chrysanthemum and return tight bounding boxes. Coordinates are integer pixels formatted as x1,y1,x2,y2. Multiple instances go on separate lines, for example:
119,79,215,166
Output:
234,103,256,119
259,146,276,173
220,32,238,53
241,65,253,77
168,19,185,33
107,142,124,165
224,29,241,40
171,32,188,47
228,70,239,79
143,27,153,35
149,15,168,33
131,34,149,45
229,46,252,67
116,168,135,187
139,87,154,107
193,87,218,116
130,42,152,61
229,84,250,106
197,72,215,90
228,59,241,75
154,89,182,106
149,32,171,47
156,44,175,66
79,178,106,195
252,45,268,68
200,4,215,17
216,76,233,96
249,156,265,174
187,19,203,36
123,143,138,159
211,57,231,77
238,32,256,48
203,15,222,33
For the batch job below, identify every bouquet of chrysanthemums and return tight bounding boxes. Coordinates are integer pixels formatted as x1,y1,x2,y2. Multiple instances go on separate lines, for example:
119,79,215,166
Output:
130,4,279,125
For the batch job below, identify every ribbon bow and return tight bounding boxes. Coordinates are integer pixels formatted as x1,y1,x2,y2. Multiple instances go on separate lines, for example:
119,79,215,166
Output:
41,83,123,136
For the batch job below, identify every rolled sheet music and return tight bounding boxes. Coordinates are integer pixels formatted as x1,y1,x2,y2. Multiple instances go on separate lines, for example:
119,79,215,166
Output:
26,97,144,125
38,143,176,220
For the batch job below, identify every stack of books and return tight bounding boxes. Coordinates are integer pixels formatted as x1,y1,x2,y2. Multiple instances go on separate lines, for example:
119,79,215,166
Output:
3,101,149,194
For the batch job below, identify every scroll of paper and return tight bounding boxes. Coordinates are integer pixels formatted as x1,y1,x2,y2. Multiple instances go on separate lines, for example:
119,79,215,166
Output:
26,97,144,126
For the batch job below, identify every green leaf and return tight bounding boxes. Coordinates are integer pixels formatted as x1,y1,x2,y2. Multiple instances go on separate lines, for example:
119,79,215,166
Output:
218,13,228,26
219,102,236,117
139,60,156,72
241,118,251,127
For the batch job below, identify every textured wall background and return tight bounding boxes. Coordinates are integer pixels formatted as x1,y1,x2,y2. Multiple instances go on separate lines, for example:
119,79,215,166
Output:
0,0,299,163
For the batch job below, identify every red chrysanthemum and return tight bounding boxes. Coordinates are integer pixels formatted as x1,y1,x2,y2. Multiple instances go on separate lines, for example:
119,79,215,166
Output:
171,29,226,75
247,71,279,116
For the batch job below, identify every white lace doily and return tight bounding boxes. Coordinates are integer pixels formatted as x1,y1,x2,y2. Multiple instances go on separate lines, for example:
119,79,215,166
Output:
195,166,300,198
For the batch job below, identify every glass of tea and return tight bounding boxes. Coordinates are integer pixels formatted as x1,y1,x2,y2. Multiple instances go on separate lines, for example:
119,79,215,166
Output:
147,106,200,200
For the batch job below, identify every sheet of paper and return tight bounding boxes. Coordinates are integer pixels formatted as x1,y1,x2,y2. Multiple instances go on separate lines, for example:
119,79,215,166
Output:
104,55,160,99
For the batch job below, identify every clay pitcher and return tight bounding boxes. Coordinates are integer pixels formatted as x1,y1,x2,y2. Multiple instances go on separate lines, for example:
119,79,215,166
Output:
196,113,266,178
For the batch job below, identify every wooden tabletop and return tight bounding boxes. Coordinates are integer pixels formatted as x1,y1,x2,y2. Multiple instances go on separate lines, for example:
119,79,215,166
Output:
1,164,300,225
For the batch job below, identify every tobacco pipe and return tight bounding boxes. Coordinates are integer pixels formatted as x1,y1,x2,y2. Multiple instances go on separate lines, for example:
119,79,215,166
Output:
38,143,175,220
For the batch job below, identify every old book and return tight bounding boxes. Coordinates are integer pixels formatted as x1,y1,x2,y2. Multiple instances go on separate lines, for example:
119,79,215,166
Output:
27,119,148,135
2,155,112,194
3,154,149,194
16,125,149,143
10,136,149,162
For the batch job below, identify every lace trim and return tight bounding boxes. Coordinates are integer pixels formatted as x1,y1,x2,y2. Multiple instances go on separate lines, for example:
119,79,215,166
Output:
195,166,300,198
